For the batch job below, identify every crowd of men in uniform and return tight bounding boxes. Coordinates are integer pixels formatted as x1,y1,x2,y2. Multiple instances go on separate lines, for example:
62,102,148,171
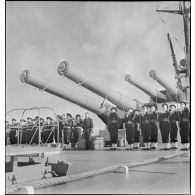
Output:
6,101,190,150
108,101,190,150
6,112,94,149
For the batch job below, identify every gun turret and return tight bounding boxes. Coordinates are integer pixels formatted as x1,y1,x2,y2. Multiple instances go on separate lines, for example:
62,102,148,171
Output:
20,70,114,124
149,70,185,102
125,74,167,103
57,61,136,111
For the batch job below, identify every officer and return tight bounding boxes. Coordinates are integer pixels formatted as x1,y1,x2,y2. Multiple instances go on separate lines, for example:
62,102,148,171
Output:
82,112,94,150
169,104,179,149
122,108,135,149
133,109,141,149
72,114,83,148
179,101,190,150
159,103,170,150
108,107,119,149
149,104,158,149
139,105,151,150
63,113,73,149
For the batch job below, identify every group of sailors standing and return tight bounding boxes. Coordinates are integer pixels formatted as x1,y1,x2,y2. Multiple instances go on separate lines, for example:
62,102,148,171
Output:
57,112,93,149
108,101,190,150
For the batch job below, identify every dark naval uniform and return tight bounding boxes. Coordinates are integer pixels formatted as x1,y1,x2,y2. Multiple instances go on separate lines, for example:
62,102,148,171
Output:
149,111,158,143
159,111,170,143
140,113,151,143
63,119,73,144
82,117,93,150
108,112,119,145
179,108,190,144
72,118,83,144
133,114,140,144
122,113,135,145
169,111,179,143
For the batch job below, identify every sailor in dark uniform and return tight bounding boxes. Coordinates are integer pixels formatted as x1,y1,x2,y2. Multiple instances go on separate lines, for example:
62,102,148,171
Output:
179,101,190,150
140,105,151,150
63,113,73,149
46,117,52,125
108,107,119,149
72,114,83,148
122,108,135,149
159,103,170,150
149,104,158,149
56,115,63,144
82,112,94,150
27,117,33,126
133,109,141,149
169,104,179,149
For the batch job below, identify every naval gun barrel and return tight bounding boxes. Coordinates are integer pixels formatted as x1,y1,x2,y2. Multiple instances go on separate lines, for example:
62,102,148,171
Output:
124,74,167,102
149,70,185,102
20,70,112,121
57,61,136,111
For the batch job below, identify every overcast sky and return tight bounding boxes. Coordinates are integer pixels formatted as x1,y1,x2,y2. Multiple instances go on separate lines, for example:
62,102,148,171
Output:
6,1,186,134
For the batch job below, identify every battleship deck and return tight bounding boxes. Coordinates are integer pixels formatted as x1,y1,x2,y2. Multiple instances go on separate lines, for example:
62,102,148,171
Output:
6,145,190,194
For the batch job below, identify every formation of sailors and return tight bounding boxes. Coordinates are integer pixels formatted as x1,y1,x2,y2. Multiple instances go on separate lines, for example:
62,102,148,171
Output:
108,101,190,151
6,112,94,150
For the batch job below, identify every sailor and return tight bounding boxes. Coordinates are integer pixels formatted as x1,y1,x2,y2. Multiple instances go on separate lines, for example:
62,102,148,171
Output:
149,104,158,149
27,117,33,126
169,104,179,149
11,118,17,126
108,107,119,149
40,118,45,126
35,116,40,126
63,113,73,149
139,105,151,150
56,115,63,144
72,114,83,148
20,119,26,126
5,120,10,126
179,101,190,150
159,103,170,150
46,117,52,125
133,109,141,149
122,108,135,149
82,112,93,150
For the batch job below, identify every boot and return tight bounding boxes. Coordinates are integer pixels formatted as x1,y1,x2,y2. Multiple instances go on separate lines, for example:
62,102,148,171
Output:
137,143,140,148
164,143,170,150
174,142,178,149
160,143,165,150
150,142,154,148
147,142,151,149
133,142,137,149
170,142,174,149
129,144,133,149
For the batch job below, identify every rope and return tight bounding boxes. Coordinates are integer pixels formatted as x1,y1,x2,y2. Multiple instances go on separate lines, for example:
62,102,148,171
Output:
157,8,184,51
6,152,188,194
62,73,89,88
39,80,51,92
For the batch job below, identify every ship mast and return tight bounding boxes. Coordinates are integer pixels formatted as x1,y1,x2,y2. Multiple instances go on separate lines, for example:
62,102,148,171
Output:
156,1,190,102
